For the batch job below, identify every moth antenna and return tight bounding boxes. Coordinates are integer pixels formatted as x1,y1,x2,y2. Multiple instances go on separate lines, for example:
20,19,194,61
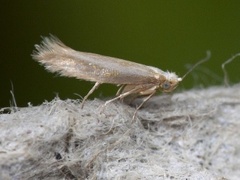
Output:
222,53,240,87
182,50,211,80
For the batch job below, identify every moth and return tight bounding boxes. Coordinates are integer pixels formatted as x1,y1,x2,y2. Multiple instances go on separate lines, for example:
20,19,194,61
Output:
32,35,210,117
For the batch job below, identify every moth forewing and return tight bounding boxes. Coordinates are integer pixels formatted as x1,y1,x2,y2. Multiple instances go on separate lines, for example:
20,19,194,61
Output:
32,36,166,85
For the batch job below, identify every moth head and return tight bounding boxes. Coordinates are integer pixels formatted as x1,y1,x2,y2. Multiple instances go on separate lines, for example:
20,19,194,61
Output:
160,72,182,92
158,51,211,93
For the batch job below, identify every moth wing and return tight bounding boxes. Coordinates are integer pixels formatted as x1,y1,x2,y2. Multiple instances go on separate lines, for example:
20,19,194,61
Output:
32,36,164,85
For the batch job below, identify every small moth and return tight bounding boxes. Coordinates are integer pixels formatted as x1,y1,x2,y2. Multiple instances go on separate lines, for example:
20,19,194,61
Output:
32,35,210,117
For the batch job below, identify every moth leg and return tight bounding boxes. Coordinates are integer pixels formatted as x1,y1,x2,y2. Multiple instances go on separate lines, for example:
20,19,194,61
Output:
104,86,141,106
81,82,101,108
116,84,126,96
132,91,156,120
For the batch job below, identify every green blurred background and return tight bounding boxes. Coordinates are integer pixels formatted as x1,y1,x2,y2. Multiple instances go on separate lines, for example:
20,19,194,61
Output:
1,1,240,108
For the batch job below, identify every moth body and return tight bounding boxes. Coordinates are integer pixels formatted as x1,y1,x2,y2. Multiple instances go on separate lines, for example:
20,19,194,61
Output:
33,35,207,118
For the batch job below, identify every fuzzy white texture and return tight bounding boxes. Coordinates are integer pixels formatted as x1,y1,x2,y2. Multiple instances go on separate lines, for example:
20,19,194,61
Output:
1,84,240,179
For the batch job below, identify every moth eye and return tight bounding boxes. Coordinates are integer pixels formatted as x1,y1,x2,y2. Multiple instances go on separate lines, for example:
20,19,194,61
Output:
162,81,171,90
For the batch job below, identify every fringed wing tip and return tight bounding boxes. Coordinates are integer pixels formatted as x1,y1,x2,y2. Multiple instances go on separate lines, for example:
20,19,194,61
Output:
31,35,76,77
31,35,65,60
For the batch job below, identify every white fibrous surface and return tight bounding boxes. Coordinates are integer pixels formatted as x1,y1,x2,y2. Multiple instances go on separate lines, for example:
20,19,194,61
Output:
1,84,240,179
